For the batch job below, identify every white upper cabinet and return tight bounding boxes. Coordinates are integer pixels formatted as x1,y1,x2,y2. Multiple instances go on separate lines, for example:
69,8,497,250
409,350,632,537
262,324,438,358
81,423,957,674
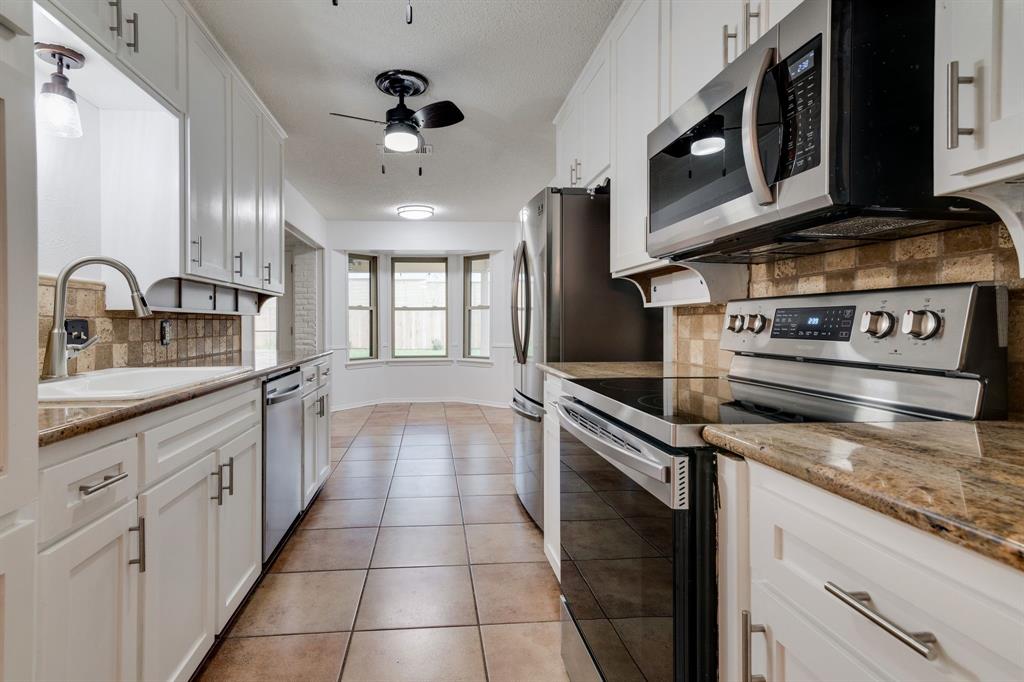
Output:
117,0,187,111
610,0,661,275
261,119,285,293
555,99,581,186
186,17,233,283
231,79,263,289
554,45,611,189
667,1,744,113
934,0,1024,194
51,0,119,51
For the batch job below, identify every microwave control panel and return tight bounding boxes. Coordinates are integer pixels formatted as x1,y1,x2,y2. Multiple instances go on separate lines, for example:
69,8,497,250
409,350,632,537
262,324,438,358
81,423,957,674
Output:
778,35,822,180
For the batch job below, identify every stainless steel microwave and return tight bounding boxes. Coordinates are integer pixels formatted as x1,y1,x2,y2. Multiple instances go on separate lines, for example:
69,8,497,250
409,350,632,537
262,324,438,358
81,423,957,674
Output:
646,0,994,263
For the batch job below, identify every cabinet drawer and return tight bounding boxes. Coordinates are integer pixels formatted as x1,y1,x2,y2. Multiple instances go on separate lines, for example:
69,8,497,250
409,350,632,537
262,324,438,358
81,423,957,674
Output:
301,363,318,395
139,388,260,484
39,437,139,544
316,361,331,389
749,463,1024,681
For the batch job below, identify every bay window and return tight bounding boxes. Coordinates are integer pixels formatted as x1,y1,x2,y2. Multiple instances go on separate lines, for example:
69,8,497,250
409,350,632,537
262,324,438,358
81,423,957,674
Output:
348,254,378,360
392,257,448,358
463,255,491,358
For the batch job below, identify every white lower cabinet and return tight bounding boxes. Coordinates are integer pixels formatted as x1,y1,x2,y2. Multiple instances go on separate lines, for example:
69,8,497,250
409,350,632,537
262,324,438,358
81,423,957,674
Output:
302,391,320,507
138,453,216,682
0,518,36,682
315,388,331,485
213,426,262,632
37,501,139,682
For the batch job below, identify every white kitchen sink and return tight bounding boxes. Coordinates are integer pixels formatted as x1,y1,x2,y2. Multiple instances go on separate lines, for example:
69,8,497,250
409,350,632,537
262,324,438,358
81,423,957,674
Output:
38,366,251,402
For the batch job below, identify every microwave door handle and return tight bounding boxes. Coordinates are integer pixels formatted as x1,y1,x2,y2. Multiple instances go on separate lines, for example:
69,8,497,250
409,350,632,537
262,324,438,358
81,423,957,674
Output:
741,46,776,206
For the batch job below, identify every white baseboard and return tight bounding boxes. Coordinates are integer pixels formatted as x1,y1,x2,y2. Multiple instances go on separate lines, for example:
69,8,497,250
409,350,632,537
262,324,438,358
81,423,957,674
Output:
330,397,510,411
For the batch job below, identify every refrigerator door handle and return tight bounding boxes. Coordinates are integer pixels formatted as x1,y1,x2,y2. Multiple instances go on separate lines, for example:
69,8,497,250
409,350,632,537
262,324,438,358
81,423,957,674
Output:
510,240,527,364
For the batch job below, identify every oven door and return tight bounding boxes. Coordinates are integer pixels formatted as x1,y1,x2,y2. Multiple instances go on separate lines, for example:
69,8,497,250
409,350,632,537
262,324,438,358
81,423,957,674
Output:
556,399,717,682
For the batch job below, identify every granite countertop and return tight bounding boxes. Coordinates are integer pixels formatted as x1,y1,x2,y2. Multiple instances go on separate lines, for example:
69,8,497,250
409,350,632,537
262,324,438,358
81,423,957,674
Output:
38,350,332,447
703,421,1024,572
537,361,718,380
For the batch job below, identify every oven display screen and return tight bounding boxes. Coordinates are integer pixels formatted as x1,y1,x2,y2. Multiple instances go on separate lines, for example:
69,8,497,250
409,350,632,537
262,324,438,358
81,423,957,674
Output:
788,51,815,79
771,306,857,341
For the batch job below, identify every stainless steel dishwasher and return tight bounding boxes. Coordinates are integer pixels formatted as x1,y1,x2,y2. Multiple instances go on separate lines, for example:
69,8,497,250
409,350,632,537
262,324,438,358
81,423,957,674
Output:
263,368,303,563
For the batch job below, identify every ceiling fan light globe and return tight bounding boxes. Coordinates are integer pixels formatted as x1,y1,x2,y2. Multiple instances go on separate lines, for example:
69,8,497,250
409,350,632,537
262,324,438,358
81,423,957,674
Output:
383,121,421,152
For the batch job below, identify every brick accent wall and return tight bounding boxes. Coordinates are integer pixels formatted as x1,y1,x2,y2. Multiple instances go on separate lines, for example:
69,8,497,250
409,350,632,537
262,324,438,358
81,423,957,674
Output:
292,249,318,356
39,277,243,377
674,222,1024,419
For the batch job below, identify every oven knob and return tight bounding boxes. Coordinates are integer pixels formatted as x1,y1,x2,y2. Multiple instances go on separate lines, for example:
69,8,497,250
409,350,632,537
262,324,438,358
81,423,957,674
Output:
744,313,768,334
727,314,746,333
859,310,896,338
901,309,942,339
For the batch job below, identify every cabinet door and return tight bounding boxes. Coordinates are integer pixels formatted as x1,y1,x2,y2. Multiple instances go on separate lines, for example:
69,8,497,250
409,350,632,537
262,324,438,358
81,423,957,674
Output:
139,453,216,682
37,501,139,682
934,0,1024,192
610,0,661,274
581,50,611,186
185,19,233,283
118,0,186,111
231,80,263,289
555,100,581,187
667,0,744,114
316,389,331,485
260,120,285,293
51,0,118,53
302,391,319,508
750,583,883,682
0,518,35,682
214,426,261,633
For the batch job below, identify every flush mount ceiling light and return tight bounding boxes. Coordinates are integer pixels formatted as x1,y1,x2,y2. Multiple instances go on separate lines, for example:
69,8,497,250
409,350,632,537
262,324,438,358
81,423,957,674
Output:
34,43,85,139
397,204,434,220
690,114,726,156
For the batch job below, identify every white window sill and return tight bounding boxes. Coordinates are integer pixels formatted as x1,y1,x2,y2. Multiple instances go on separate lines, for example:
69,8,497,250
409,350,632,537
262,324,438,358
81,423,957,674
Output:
457,358,494,367
345,359,385,369
385,358,454,367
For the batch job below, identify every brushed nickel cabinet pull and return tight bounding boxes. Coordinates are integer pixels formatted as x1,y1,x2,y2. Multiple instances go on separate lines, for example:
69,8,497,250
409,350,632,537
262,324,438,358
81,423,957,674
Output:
263,262,272,284
743,0,761,49
723,24,738,66
211,467,225,506
126,11,139,52
234,251,244,276
129,517,146,572
226,456,235,496
824,581,938,660
946,61,975,149
741,610,766,682
108,0,122,36
191,235,203,266
79,471,127,496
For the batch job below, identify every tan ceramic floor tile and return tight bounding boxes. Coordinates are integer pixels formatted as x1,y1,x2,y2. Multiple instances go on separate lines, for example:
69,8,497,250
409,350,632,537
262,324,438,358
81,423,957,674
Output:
400,433,451,446
320,475,391,500
357,424,405,436
331,447,346,463
388,475,460,498
230,571,365,637
301,499,385,529
371,525,468,567
199,633,349,682
457,474,516,496
398,444,454,459
330,435,354,448
451,443,508,458
341,446,399,460
332,459,397,478
454,458,513,475
465,523,546,564
350,434,403,448
393,458,457,477
480,622,569,682
354,566,477,630
402,424,449,435
381,496,464,526
460,495,532,524
272,528,377,572
341,627,485,682
472,563,561,624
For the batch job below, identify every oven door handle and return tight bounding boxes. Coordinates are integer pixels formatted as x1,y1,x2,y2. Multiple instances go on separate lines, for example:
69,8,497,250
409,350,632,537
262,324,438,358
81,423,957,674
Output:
556,402,669,483
741,45,776,207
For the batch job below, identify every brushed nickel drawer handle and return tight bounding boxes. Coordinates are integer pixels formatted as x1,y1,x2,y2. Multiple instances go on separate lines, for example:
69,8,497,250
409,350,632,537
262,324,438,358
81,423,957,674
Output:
79,472,128,496
824,581,938,660
129,517,146,572
741,610,766,682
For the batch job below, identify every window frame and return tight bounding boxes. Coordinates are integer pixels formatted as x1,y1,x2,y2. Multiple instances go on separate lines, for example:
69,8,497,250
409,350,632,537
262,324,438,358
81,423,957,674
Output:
463,254,491,359
347,253,379,361
390,256,450,359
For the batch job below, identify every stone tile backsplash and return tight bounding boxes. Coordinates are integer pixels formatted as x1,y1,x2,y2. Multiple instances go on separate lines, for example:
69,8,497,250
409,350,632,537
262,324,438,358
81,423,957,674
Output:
674,222,1024,419
38,277,242,377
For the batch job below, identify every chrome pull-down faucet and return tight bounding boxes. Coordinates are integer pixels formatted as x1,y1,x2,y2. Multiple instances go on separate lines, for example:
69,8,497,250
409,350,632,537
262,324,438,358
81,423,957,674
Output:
43,256,152,379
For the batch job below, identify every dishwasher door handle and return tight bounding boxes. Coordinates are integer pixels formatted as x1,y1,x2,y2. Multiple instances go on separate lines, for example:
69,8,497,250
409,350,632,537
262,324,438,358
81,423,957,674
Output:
265,384,303,405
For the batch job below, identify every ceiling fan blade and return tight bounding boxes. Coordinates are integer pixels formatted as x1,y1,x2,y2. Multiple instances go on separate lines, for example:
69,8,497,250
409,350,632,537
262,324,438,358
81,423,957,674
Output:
329,112,386,125
412,100,464,129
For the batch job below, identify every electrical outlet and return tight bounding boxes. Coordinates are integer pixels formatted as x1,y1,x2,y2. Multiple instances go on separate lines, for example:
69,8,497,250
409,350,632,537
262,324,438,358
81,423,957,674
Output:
160,319,173,346
64,319,89,343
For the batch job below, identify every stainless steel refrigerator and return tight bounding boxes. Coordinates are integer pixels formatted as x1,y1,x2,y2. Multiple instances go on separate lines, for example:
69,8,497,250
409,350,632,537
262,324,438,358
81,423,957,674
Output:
510,186,662,529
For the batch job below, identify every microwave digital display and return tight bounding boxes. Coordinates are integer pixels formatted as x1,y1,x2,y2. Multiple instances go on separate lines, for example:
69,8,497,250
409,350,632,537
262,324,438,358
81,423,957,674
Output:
771,305,856,341
788,52,815,79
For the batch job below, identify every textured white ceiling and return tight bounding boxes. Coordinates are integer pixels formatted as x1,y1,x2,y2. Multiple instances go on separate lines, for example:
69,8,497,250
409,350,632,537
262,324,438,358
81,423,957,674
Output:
191,0,622,221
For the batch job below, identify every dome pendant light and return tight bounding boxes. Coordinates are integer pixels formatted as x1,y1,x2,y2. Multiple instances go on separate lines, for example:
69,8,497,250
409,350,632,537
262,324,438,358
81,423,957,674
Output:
34,43,86,139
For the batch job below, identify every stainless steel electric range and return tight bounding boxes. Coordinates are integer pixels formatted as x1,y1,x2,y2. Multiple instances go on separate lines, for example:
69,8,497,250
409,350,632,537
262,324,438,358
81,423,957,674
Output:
556,283,1008,682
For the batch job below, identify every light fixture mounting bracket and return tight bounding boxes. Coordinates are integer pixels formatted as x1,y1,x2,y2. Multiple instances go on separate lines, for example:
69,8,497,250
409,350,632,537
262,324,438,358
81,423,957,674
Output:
34,43,85,69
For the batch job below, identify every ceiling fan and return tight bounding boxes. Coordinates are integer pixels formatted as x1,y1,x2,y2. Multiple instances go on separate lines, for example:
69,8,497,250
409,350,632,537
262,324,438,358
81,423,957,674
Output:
331,69,464,153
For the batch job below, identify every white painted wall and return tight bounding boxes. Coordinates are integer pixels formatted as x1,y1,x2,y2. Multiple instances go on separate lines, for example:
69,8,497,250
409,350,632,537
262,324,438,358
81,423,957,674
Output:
327,220,517,408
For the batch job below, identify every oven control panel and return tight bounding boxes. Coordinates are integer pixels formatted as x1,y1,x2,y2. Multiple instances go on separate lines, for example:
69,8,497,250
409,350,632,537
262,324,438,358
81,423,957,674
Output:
720,284,1002,373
